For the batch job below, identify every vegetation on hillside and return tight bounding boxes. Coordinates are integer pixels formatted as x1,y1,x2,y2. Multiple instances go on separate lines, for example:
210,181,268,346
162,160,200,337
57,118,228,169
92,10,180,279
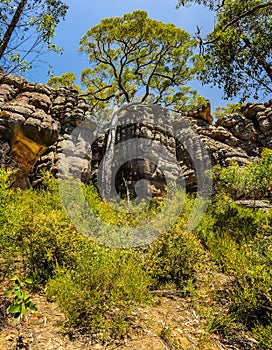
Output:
1,1,272,348
1,150,271,348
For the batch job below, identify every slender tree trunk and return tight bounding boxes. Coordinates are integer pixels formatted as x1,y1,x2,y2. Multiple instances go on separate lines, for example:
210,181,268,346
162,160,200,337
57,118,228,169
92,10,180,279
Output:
0,0,28,59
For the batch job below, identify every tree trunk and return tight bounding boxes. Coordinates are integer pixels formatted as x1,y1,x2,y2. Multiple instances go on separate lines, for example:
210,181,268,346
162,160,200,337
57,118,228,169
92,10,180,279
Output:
0,0,28,59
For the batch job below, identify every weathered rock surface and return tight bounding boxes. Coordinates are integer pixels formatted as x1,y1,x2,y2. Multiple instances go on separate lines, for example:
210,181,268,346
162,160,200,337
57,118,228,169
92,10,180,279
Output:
0,72,271,195
0,73,90,187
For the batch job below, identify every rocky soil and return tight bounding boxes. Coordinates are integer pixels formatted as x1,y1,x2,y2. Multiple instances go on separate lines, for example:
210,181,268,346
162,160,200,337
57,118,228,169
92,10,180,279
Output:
0,278,262,350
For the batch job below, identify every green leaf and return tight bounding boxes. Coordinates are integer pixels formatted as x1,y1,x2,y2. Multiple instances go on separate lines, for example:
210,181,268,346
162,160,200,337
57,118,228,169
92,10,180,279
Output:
25,278,33,284
27,302,37,311
5,288,12,297
10,275,19,282
7,304,21,314
14,314,22,323
22,291,28,300
15,290,21,298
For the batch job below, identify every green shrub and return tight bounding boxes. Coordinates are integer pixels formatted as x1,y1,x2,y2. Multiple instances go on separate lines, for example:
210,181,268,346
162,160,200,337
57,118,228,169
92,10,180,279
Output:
195,194,272,343
212,148,272,201
252,323,272,349
21,209,85,284
211,196,263,242
146,223,209,289
0,171,86,283
0,168,26,278
46,244,151,340
226,228,272,328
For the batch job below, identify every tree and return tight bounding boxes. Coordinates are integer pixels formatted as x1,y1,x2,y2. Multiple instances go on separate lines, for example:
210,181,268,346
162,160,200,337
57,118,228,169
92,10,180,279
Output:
176,0,224,10
78,10,205,113
0,0,68,73
213,102,243,118
47,72,81,92
177,0,272,101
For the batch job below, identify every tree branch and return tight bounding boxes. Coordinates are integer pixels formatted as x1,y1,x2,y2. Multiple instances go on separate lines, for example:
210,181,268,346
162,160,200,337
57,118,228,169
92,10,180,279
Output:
204,2,272,45
242,37,272,83
80,84,113,98
0,0,28,59
141,46,168,102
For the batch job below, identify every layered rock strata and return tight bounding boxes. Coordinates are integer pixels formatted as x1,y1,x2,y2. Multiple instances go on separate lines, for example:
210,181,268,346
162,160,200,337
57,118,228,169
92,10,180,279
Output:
0,73,271,197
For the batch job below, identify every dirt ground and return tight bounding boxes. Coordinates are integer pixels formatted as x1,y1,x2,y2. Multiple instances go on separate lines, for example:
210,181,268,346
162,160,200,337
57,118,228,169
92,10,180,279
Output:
0,275,264,350
0,285,261,350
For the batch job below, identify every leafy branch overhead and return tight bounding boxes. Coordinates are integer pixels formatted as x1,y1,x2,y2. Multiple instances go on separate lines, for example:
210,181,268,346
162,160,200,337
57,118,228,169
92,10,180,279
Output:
0,0,68,73
177,0,272,101
79,10,206,113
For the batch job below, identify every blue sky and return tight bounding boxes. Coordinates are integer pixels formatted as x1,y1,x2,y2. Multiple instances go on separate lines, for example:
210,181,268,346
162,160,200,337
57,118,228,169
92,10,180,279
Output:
24,0,237,112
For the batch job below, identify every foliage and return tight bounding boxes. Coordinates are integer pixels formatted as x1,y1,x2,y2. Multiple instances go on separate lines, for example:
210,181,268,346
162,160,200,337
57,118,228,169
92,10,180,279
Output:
252,323,272,349
212,148,272,201
0,167,23,278
195,157,272,348
177,0,272,101
197,203,272,344
47,245,151,339
0,171,151,339
21,207,85,284
79,10,205,113
47,72,81,92
176,0,224,10
0,170,85,283
213,103,244,118
1,162,272,345
0,0,68,73
146,218,209,289
6,275,37,323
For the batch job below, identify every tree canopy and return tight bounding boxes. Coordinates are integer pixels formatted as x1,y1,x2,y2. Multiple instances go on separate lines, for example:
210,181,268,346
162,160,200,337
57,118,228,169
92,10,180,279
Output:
0,0,68,73
47,72,81,92
78,10,205,113
177,0,272,101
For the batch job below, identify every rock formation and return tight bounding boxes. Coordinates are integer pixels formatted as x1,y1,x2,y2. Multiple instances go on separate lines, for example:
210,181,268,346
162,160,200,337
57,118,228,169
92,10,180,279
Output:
0,72,93,187
0,72,271,197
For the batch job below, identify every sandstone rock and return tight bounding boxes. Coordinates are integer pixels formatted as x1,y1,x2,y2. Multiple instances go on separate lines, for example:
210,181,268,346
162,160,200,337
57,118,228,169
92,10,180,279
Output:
24,92,51,111
215,113,241,128
197,126,232,141
0,73,271,195
3,101,35,116
0,74,86,186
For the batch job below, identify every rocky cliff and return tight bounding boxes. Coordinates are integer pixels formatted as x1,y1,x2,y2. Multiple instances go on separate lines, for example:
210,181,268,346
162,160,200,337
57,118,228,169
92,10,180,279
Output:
0,72,271,196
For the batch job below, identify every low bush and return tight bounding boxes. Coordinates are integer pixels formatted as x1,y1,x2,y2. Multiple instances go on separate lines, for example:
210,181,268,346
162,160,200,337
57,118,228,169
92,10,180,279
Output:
1,158,271,347
146,198,210,290
195,190,272,348
0,168,26,279
0,171,86,284
212,148,272,201
47,244,151,340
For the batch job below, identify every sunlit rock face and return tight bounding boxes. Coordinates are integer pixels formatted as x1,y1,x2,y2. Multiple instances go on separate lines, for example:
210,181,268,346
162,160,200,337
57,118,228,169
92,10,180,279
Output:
0,72,271,196
0,73,89,187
